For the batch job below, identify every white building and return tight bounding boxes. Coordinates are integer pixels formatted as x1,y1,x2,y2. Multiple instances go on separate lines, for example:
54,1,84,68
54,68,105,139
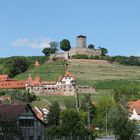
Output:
26,70,76,96
128,100,140,121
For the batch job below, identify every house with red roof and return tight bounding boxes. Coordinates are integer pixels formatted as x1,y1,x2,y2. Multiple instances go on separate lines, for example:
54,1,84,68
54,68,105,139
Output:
0,104,45,140
26,70,76,95
128,100,140,121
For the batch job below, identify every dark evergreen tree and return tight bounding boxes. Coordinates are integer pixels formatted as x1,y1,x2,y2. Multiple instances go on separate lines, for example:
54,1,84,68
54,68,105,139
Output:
47,101,60,126
88,44,95,49
60,39,71,51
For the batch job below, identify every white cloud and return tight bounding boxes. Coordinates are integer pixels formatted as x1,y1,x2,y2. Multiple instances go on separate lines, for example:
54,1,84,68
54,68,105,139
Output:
12,37,51,49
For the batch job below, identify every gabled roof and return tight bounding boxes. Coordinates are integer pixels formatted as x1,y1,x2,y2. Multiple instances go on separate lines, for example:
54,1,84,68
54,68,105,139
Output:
27,76,33,84
0,104,26,121
63,70,76,80
128,100,140,109
0,74,9,81
31,76,42,86
0,104,46,125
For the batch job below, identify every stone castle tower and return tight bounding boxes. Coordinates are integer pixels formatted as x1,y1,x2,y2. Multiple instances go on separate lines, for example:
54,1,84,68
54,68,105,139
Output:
77,35,86,48
51,35,102,60
68,35,102,58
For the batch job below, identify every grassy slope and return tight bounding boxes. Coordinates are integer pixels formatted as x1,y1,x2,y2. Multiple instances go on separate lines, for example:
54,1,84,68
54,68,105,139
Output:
68,60,140,89
14,59,140,107
15,60,65,81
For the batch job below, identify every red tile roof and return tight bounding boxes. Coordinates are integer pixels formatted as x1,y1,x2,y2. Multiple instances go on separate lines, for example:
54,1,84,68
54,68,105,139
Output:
33,108,44,120
0,80,26,89
0,75,9,81
26,76,33,85
128,100,140,109
30,76,42,86
41,81,56,85
63,70,76,80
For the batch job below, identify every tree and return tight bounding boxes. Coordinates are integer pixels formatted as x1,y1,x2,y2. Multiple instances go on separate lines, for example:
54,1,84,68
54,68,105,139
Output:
93,96,115,129
113,84,140,104
15,91,37,103
88,44,95,49
42,41,58,56
60,39,71,51
47,102,60,126
80,94,96,125
99,47,108,56
60,109,89,136
50,41,59,51
4,57,29,78
111,105,138,140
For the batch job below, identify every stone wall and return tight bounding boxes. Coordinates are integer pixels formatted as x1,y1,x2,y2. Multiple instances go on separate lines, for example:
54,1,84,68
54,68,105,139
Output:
68,48,102,57
77,85,95,94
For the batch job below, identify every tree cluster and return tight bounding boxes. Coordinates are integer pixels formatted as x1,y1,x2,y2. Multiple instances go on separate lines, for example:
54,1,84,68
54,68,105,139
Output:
0,56,46,78
46,101,95,139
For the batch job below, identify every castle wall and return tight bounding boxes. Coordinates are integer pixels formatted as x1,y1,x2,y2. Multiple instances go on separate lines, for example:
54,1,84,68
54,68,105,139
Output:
68,48,102,57
50,52,69,60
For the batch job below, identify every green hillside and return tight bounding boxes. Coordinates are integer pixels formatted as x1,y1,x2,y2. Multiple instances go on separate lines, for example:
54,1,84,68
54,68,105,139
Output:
12,59,140,107
15,60,65,81
68,59,140,89
14,59,140,89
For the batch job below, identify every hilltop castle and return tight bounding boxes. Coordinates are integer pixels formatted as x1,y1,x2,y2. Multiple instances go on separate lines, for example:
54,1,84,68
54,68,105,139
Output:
51,35,102,60
69,35,101,58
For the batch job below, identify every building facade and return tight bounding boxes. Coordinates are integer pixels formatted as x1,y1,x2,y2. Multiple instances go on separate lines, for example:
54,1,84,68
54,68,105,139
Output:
26,70,76,96
0,104,45,140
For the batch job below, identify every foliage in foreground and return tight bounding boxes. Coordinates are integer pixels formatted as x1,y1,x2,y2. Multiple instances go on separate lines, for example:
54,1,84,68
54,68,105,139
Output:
113,83,140,104
46,104,95,139
112,106,138,140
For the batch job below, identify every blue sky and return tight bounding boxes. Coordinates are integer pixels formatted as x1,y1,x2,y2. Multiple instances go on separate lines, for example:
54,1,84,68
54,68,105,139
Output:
0,0,140,57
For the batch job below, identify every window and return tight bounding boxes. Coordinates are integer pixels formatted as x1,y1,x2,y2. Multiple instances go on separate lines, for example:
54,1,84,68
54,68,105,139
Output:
19,119,34,127
27,119,34,127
